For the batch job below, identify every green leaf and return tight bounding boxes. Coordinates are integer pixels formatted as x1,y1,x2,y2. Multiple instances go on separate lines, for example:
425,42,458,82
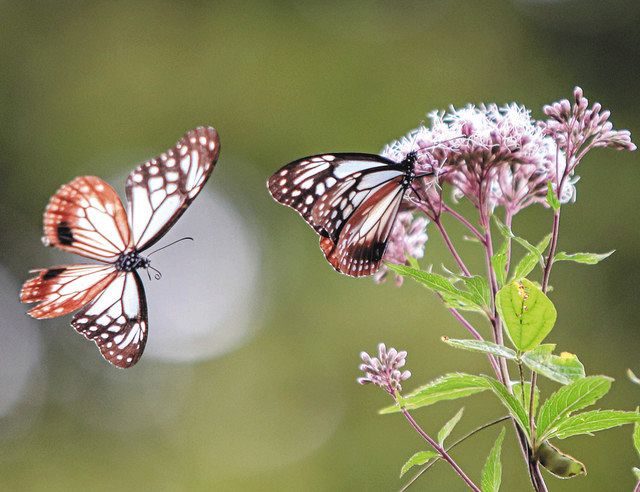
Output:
513,381,540,418
537,376,613,439
399,450,439,478
379,373,488,414
633,467,640,481
482,376,530,437
512,234,552,281
387,264,484,312
481,428,505,492
545,410,640,440
633,407,640,459
535,441,585,478
629,369,640,385
461,275,491,308
554,251,614,265
438,408,464,445
491,249,508,287
521,345,585,385
495,279,557,351
492,215,513,240
546,181,561,211
442,337,517,360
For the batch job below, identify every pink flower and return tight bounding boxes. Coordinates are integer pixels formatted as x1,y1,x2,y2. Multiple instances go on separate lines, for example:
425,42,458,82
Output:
373,211,429,285
357,343,411,394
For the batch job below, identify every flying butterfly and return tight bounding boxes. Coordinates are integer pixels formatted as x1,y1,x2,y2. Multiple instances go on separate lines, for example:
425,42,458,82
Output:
267,150,433,277
20,127,220,368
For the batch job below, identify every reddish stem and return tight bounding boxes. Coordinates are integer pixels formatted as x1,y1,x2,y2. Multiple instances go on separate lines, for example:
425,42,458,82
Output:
399,406,481,492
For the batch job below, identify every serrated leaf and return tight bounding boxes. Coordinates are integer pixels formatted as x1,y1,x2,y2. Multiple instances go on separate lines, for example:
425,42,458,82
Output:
399,450,439,478
512,234,552,281
537,376,613,438
545,410,640,440
387,264,484,312
554,251,614,265
495,279,557,352
438,408,464,445
442,337,517,360
461,275,491,308
482,376,530,437
379,373,488,414
546,181,561,211
481,428,505,492
513,381,540,418
535,441,585,478
521,345,585,385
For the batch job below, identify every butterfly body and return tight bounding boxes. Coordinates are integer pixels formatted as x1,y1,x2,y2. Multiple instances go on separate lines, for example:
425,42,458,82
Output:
114,251,150,272
268,149,428,277
21,127,220,368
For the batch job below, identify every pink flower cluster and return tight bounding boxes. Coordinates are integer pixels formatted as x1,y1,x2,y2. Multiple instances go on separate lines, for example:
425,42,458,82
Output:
375,87,635,283
357,343,411,394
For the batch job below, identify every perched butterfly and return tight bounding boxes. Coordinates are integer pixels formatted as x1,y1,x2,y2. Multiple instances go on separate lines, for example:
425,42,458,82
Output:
267,151,432,277
20,127,220,368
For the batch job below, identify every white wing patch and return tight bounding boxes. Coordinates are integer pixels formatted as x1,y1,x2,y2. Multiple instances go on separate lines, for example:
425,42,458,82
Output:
72,271,148,368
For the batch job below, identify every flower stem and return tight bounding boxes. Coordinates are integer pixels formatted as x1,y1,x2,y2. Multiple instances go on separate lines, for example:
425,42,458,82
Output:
442,203,485,243
541,209,561,292
399,406,481,492
634,479,640,492
480,210,549,492
447,306,500,375
434,218,472,277
400,416,510,491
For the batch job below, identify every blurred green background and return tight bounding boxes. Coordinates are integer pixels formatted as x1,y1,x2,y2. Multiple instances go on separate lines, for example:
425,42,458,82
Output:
1,1,639,490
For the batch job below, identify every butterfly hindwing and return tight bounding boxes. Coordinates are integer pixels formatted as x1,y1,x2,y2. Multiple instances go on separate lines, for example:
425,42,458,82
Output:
72,270,148,369
126,126,220,251
21,264,120,319
320,178,405,276
43,176,132,262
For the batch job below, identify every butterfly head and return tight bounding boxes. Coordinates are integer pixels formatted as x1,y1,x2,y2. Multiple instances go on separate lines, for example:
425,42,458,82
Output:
115,251,150,272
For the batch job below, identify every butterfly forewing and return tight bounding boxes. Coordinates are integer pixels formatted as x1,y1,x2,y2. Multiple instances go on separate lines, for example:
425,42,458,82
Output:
43,176,132,261
72,271,148,369
126,126,220,251
21,264,120,319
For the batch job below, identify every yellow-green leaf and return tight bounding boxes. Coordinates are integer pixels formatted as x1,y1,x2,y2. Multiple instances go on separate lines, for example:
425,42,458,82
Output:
496,279,557,351
481,428,505,492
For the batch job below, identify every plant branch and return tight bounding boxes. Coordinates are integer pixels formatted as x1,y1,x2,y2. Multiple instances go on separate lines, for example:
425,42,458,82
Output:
400,416,510,492
398,406,481,492
442,203,485,243
447,306,500,375
434,218,472,277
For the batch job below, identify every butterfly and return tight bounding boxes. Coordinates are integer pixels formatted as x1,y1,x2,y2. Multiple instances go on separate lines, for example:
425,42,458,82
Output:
267,150,432,277
20,127,220,368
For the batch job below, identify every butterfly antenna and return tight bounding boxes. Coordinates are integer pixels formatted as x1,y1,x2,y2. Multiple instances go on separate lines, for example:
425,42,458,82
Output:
148,265,163,280
147,237,194,257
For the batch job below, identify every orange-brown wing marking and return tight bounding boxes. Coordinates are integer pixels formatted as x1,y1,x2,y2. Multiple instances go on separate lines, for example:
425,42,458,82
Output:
43,176,132,261
20,264,118,319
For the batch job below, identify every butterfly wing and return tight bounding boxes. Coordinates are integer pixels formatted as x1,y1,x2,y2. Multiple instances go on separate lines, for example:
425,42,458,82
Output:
21,264,120,319
72,270,148,368
126,126,220,251
268,153,405,240
42,176,132,261
320,178,406,276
